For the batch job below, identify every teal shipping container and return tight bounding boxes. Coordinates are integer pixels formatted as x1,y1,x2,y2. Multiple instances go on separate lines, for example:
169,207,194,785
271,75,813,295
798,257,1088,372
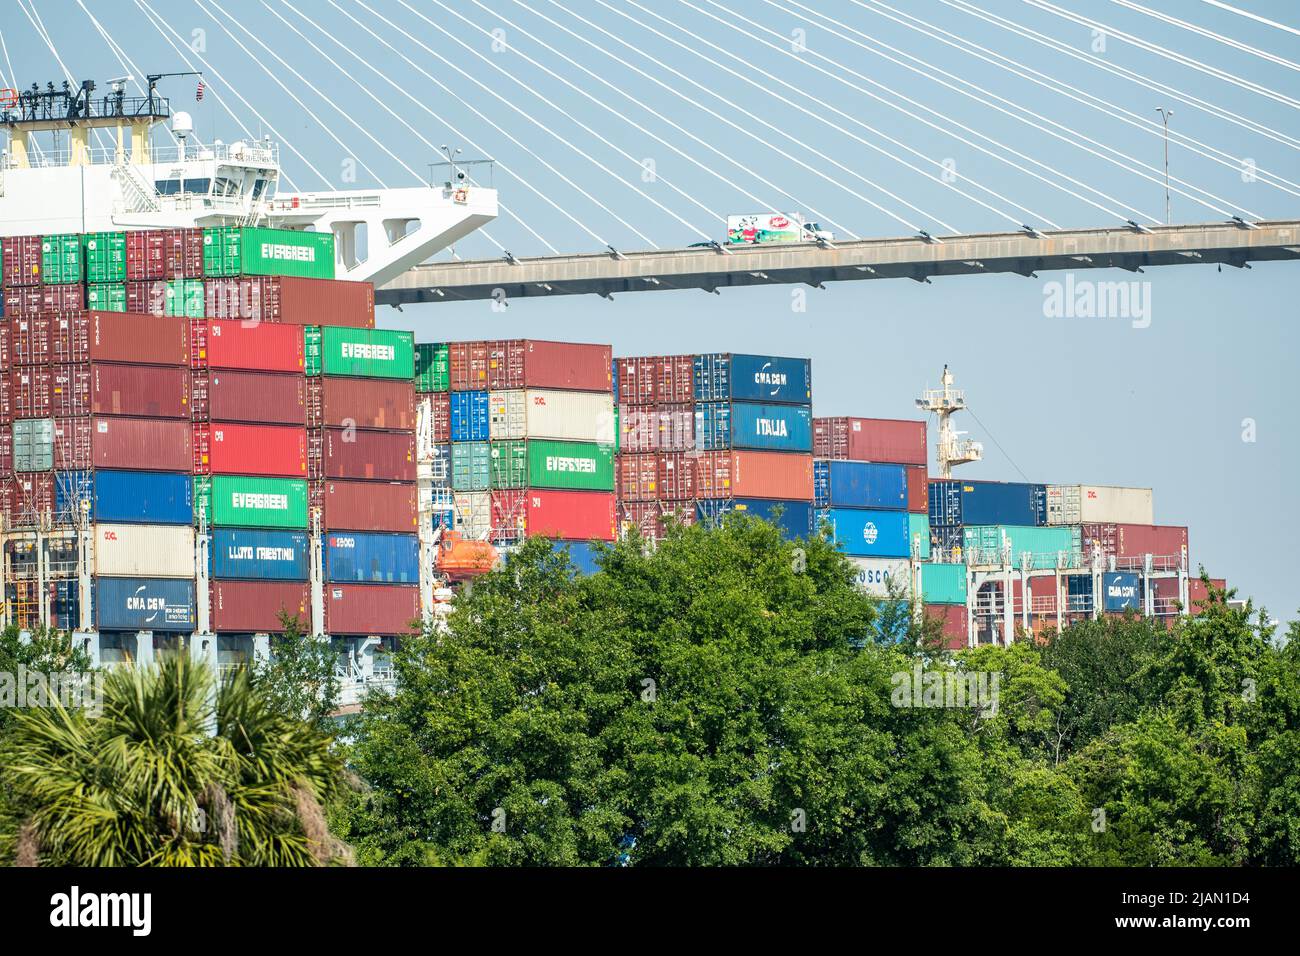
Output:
961,525,1081,569
921,563,967,605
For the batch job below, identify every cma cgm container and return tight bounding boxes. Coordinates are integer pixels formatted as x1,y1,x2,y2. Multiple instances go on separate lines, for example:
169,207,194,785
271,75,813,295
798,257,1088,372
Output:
484,340,613,392
522,489,616,540
83,470,193,524
94,524,196,578
204,275,374,327
817,507,911,558
93,417,192,471
322,428,415,481
929,479,1047,527
198,370,305,424
193,317,305,373
326,531,419,584
210,529,310,580
813,417,927,466
210,580,310,633
199,475,309,529
96,577,196,631
310,377,415,430
693,353,811,405
695,449,814,500
813,460,908,510
319,480,418,533
203,226,335,279
196,423,306,478
525,390,616,444
313,326,414,379
695,401,812,452
1045,484,1154,526
961,525,1081,569
697,497,814,540
325,583,420,636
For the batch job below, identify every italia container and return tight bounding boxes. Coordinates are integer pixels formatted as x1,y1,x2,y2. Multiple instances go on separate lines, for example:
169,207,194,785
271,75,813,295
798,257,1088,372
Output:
314,326,414,379
320,480,417,533
813,460,907,509
311,377,415,430
817,507,911,558
325,583,420,636
695,449,813,500
415,343,450,392
525,390,616,444
928,479,1046,527
84,470,192,524
42,234,82,284
522,489,616,540
204,275,373,327
451,441,491,491
695,401,812,453
203,227,336,279
961,525,1081,568
483,340,613,391
450,391,490,442
93,417,192,471
848,556,912,598
620,404,693,452
94,524,196,578
198,370,305,425
211,529,310,580
920,562,967,604
526,440,615,491
96,577,196,631
196,424,306,478
322,428,415,481
813,417,927,465
1045,484,1154,526
211,580,310,633
198,476,309,529
82,232,127,283
2,236,43,286
693,353,811,405
326,531,419,583
697,497,814,540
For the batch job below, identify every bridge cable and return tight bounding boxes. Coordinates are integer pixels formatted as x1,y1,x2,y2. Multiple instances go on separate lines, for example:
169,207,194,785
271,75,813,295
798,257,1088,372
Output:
1113,0,1300,72
16,0,114,154
1200,0,1300,39
860,0,1300,204
0,28,48,161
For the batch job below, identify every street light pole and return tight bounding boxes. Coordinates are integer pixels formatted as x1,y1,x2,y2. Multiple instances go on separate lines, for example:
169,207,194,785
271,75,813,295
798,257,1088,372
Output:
1156,108,1174,225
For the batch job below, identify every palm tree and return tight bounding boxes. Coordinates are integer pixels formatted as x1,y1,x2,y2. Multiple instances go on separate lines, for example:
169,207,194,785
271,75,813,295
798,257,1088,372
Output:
2,654,352,867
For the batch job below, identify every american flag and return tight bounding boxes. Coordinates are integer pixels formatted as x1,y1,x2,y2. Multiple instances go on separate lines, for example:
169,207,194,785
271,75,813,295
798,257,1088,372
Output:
196,80,205,102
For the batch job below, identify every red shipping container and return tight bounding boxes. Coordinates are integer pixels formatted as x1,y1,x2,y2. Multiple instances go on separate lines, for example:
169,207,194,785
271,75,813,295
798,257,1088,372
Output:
4,285,81,317
204,276,374,328
813,417,927,465
429,392,451,443
195,423,307,477
6,473,55,526
92,416,193,471
10,366,53,417
53,416,92,470
618,453,658,502
1082,523,1189,564
307,428,323,481
312,376,415,430
49,312,190,365
0,429,11,474
0,323,9,367
325,583,421,636
906,465,928,513
657,451,695,500
322,427,415,481
8,314,52,364
3,287,43,318
655,355,694,404
490,489,527,541
618,499,694,541
320,479,418,533
211,580,310,633
125,230,166,281
448,341,489,391
2,236,43,288
124,280,180,317
619,403,693,452
484,339,612,392
51,364,90,418
694,449,732,499
0,375,11,424
616,357,656,405
192,317,305,372
85,363,190,418
730,450,813,500
165,228,204,279
196,370,304,424
525,489,616,541
925,603,969,651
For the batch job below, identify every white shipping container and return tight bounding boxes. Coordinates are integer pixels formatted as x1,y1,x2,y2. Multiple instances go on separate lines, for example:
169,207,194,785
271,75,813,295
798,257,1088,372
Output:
94,524,196,578
524,389,615,443
1046,485,1154,526
489,389,527,440
846,557,912,598
453,491,492,540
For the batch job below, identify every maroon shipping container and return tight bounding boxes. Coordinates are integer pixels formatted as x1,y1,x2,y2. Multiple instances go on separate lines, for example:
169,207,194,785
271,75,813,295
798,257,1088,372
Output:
484,340,612,392
211,580,310,633
925,603,969,651
53,416,92,470
165,228,204,279
619,403,694,453
813,416,927,466
322,427,415,481
6,473,55,526
1149,576,1227,615
310,377,415,430
616,356,656,405
655,355,694,404
618,499,694,541
92,416,193,471
0,375,11,424
124,280,176,317
2,236,43,288
906,465,928,513
191,317,305,373
319,479,418,533
657,451,696,501
51,364,90,418
617,453,658,502
194,423,307,478
10,366,52,417
85,363,191,418
8,315,52,365
194,370,305,424
204,276,375,328
448,341,489,391
429,392,450,443
2,287,43,318
48,312,190,366
0,429,11,475
4,284,81,316
525,489,616,541
1082,523,1189,564
325,583,421,636
491,489,527,542
694,449,732,499
125,230,166,282
0,323,9,367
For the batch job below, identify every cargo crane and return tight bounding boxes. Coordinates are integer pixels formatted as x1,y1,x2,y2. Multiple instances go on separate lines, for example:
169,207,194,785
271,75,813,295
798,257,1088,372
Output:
916,365,983,480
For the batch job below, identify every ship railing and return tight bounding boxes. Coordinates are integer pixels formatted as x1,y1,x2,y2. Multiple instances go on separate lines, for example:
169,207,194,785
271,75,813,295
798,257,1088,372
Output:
1113,553,1185,573
6,141,278,169
266,193,383,213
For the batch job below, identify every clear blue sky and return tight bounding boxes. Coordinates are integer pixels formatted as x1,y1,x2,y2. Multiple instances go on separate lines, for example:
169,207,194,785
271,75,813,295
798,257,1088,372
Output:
5,0,1297,620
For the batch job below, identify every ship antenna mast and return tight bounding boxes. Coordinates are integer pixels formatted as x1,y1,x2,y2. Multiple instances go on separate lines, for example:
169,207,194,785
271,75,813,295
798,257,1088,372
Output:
916,365,983,479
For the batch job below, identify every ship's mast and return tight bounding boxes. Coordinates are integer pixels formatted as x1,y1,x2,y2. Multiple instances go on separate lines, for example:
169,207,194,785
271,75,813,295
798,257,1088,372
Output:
916,365,983,479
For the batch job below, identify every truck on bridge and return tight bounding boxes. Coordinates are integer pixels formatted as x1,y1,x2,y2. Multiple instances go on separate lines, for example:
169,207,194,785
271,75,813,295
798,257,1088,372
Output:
726,212,834,245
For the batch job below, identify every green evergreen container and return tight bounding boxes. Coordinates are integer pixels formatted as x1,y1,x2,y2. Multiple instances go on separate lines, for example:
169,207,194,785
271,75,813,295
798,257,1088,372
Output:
961,525,1081,569
86,283,127,312
920,562,967,605
13,418,55,472
490,440,527,489
303,326,322,376
320,326,415,380
41,234,82,285
526,440,615,491
196,475,309,529
202,226,335,279
909,512,930,560
82,231,127,283
415,343,450,392
451,442,491,491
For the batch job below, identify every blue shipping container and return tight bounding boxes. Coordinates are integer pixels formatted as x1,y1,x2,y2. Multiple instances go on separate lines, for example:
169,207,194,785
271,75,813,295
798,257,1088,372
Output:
58,470,193,525
450,391,490,442
54,471,94,522
429,444,452,489
210,529,310,580
817,507,911,557
696,401,811,452
552,540,604,575
928,479,1046,526
326,531,419,583
1103,571,1141,612
697,498,814,540
693,353,812,405
814,460,908,510
95,577,195,631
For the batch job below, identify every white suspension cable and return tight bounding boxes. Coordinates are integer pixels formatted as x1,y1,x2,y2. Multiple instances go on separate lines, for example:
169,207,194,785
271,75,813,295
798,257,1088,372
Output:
1022,0,1300,110
1113,0,1300,72
1200,0,1300,39
17,0,113,153
0,31,42,160
946,0,1300,152
73,0,179,146
862,0,1300,203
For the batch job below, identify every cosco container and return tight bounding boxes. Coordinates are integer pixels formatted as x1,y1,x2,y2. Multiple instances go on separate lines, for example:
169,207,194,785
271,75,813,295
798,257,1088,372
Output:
697,497,814,540
326,531,419,584
525,390,615,443
325,583,420,636
94,524,196,578
211,580,310,633
695,450,813,500
920,562,967,605
482,340,613,392
693,353,811,405
309,376,415,430
526,439,615,491
319,480,418,533
961,525,1081,569
1045,484,1154,526
210,529,310,581
195,423,306,478
415,342,450,392
192,317,305,373
317,326,414,379
817,507,911,557
93,417,193,471
813,459,907,509
203,275,373,327
82,232,127,283
696,401,812,453
451,441,491,491
848,557,912,598
203,226,336,279
450,390,490,442
198,476,309,529
813,417,927,465
322,428,415,481
522,489,616,541
83,470,193,525
95,577,195,631
197,370,305,424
